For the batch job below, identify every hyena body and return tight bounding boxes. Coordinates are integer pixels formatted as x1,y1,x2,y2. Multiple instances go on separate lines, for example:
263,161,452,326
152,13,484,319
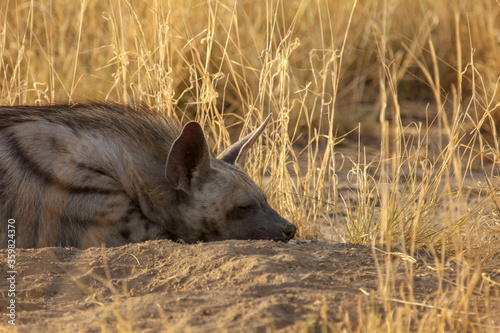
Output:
0,103,296,249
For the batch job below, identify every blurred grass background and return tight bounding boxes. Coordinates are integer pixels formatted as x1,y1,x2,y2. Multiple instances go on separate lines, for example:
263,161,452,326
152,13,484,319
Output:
1,1,500,330
2,0,499,116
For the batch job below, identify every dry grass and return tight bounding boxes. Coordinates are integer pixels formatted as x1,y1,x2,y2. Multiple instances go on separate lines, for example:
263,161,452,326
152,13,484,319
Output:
1,0,500,331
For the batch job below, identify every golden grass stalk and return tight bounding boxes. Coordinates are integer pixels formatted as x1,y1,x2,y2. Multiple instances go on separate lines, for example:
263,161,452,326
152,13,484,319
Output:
1,0,499,331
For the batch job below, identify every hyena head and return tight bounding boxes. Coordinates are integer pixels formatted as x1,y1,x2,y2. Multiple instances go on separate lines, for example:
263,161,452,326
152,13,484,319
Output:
165,115,296,243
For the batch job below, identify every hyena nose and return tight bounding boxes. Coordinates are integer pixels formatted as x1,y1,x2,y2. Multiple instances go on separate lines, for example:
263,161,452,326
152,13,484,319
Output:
281,223,296,240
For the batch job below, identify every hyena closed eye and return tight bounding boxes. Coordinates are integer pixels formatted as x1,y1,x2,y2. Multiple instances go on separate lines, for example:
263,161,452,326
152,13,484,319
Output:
0,103,296,249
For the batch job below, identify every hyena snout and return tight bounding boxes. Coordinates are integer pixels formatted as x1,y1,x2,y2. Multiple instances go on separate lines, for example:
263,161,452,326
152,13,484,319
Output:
259,205,296,242
280,222,296,241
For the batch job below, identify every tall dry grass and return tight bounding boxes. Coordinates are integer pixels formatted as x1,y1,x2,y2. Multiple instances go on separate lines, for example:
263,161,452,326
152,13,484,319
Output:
1,0,500,331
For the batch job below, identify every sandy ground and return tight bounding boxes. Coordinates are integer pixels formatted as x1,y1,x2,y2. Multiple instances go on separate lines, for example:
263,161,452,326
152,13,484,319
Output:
2,239,496,332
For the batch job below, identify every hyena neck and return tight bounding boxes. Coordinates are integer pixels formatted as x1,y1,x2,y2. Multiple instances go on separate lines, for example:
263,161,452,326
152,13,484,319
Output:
69,106,185,244
111,141,185,240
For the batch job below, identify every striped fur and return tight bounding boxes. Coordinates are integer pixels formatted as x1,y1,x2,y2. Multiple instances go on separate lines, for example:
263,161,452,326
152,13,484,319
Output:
0,104,295,248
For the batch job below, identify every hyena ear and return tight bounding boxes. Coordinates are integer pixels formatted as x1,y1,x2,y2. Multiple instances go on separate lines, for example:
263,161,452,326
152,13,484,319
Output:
166,121,212,192
217,114,272,168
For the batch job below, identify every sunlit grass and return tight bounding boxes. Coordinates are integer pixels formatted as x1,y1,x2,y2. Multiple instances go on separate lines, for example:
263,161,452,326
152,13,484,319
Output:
1,0,499,331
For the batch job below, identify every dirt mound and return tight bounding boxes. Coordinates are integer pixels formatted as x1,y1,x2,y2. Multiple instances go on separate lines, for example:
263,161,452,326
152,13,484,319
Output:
0,240,460,332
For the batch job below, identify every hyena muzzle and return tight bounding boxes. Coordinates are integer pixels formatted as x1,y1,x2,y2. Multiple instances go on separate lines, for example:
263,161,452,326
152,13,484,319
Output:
0,103,296,249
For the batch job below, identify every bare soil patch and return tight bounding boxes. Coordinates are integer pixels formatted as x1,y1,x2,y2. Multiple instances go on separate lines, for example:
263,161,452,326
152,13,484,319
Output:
1,239,482,332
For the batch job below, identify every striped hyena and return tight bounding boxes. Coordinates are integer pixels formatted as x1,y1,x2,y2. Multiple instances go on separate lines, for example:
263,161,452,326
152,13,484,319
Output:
0,104,296,249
